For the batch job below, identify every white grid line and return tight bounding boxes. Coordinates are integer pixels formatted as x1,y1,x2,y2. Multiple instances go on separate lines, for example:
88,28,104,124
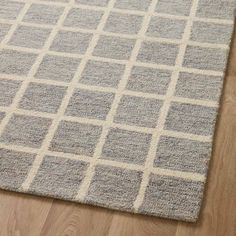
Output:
0,142,206,183
0,5,32,46
0,0,225,202
1,42,225,77
0,2,82,138
133,0,201,211
2,1,221,196
0,105,213,142
21,0,120,192
75,0,164,201
0,73,219,108
9,0,235,25
0,89,219,112
0,3,33,135
74,0,121,201
0,70,223,90
20,0,79,190
0,19,230,50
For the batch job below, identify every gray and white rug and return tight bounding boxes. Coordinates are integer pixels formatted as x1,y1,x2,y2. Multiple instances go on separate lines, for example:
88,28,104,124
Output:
0,0,235,222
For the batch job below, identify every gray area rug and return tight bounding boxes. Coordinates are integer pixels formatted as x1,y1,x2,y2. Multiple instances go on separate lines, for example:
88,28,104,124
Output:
0,0,235,222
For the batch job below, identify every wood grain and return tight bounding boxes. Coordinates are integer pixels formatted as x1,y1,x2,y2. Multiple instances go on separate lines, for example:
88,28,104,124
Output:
0,27,235,236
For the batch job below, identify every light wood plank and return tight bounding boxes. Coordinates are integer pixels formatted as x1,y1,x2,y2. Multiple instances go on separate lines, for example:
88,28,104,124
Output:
176,102,236,236
40,201,113,236
0,191,52,236
175,30,236,236
107,212,177,236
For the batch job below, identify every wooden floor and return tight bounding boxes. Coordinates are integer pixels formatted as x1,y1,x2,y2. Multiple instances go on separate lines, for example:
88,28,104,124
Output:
0,31,236,236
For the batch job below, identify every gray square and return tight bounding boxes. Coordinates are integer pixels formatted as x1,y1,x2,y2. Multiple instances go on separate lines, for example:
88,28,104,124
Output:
175,72,223,101
85,165,143,211
165,102,218,136
9,25,51,49
104,12,143,35
197,0,235,20
75,0,109,6
0,114,52,148
101,128,152,165
183,46,228,71
126,66,172,95
114,95,163,128
0,0,25,20
137,41,179,65
64,8,104,29
155,0,192,16
114,0,152,11
154,136,211,174
0,23,11,42
49,121,102,156
80,60,125,88
0,110,3,122
0,49,37,75
191,21,233,44
0,112,5,123
35,54,80,82
50,30,92,54
139,174,204,221
23,4,64,25
0,148,35,190
147,16,186,39
19,82,67,113
93,35,136,60
65,88,115,120
30,155,88,199
0,79,21,106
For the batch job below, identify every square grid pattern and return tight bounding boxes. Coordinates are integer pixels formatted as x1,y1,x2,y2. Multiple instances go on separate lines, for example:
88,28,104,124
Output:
0,0,234,222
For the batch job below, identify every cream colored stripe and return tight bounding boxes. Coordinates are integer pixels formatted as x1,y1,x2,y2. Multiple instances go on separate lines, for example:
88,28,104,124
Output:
77,84,117,93
21,0,119,191
14,0,235,25
188,41,229,49
171,97,218,107
0,4,31,45
74,0,121,201
0,73,219,108
15,0,71,6
162,130,212,142
20,0,77,190
177,67,223,76
122,91,219,107
0,105,214,142
151,168,205,182
133,0,201,211
1,42,225,77
0,3,32,135
75,0,161,201
0,106,57,119
0,142,205,183
0,0,220,198
0,18,229,49
0,143,39,155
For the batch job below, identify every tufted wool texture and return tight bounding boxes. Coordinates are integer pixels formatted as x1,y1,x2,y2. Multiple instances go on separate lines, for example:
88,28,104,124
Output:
0,0,235,222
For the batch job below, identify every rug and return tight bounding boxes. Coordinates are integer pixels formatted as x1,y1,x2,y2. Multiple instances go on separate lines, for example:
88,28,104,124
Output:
0,0,235,222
